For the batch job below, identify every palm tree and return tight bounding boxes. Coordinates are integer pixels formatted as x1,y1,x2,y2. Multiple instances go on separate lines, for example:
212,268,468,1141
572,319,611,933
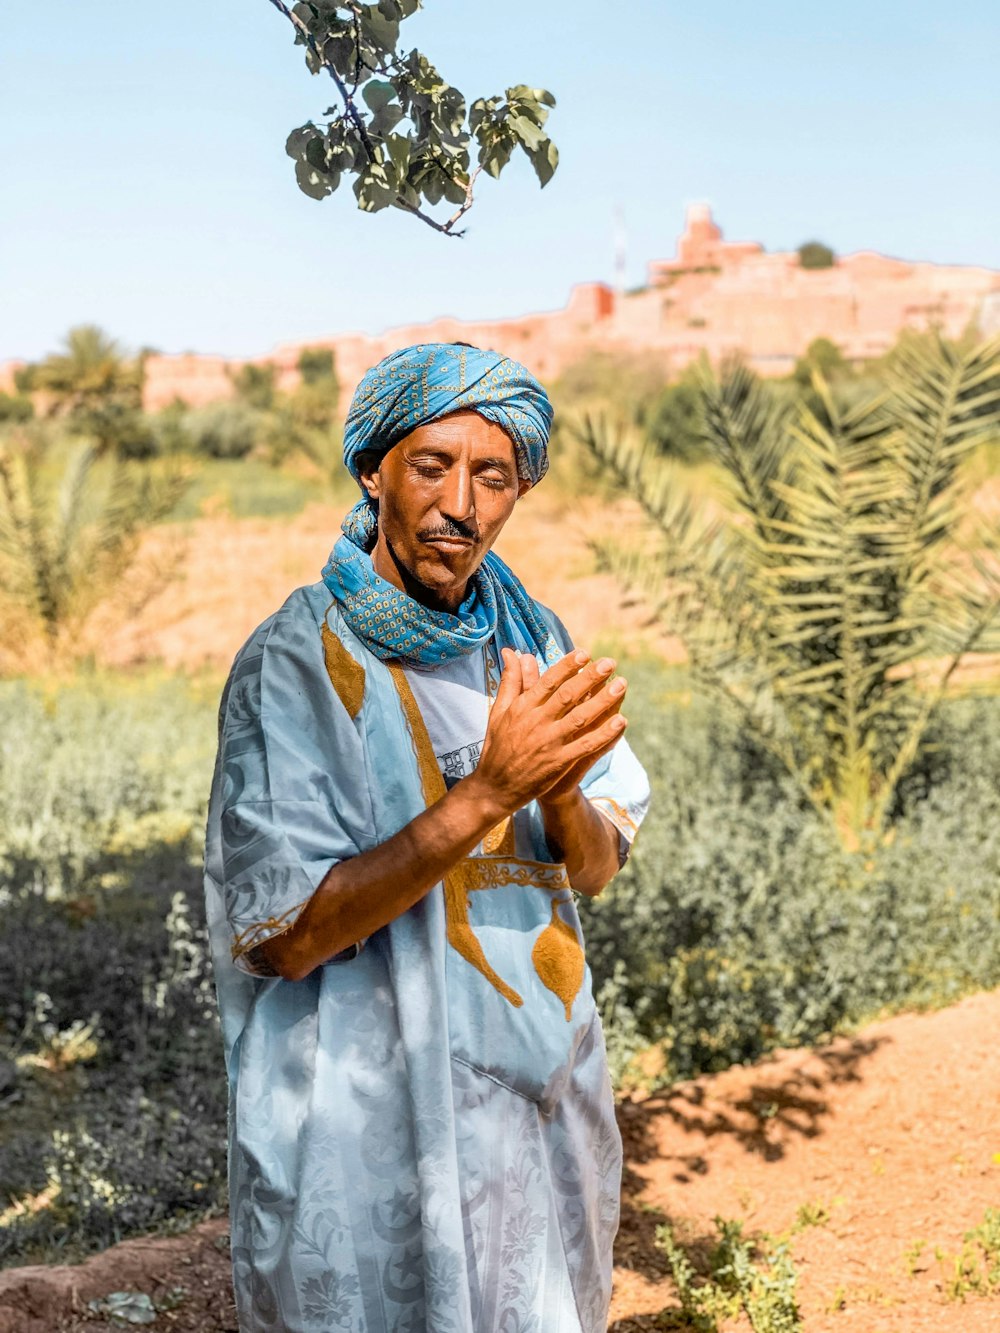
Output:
576,333,1000,850
31,325,144,454
0,430,187,663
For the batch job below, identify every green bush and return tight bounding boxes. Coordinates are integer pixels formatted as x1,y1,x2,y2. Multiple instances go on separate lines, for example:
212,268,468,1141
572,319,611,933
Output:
580,663,1000,1081
0,675,223,1264
183,401,261,460
0,393,34,424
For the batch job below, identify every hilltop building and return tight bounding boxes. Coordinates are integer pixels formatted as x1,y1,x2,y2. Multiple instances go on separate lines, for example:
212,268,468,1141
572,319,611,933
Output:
5,207,996,412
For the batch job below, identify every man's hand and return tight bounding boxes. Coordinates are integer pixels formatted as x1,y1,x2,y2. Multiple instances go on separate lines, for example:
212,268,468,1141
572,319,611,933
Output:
467,648,628,822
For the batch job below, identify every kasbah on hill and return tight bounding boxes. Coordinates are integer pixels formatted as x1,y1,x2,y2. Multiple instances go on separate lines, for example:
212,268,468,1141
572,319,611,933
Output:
5,205,999,409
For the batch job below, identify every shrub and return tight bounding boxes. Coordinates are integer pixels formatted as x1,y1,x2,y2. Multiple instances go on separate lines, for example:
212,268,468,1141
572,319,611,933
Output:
183,401,261,459
797,241,835,270
0,675,223,1265
580,662,1000,1082
0,393,34,424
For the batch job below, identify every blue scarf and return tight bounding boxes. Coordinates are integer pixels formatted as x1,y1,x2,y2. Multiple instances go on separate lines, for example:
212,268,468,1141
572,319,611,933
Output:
322,504,560,666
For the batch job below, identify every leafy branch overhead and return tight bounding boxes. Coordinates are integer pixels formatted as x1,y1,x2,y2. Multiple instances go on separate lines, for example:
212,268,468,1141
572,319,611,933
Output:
267,0,559,234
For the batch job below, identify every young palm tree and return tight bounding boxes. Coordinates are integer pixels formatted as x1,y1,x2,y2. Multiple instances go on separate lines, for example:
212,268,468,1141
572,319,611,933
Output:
0,429,187,664
577,333,1000,849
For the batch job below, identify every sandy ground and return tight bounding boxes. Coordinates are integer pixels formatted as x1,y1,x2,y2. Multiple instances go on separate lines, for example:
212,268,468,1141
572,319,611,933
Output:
1,989,997,1331
87,490,695,670
73,483,999,693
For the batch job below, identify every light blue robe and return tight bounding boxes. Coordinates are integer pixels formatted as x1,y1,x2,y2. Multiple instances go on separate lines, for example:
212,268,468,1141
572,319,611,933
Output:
203,580,651,1332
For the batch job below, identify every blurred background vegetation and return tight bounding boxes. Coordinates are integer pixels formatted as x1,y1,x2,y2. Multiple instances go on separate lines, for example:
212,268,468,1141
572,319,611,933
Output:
1,322,998,1266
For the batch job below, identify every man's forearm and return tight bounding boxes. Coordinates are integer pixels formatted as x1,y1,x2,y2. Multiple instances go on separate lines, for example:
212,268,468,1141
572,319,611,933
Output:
539,787,621,897
259,776,506,981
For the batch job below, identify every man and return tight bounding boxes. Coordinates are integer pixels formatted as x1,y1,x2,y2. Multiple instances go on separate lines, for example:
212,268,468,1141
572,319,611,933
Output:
204,342,651,1332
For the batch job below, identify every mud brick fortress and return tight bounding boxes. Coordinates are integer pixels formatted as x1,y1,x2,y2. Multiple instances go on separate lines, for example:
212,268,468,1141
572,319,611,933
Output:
6,207,998,410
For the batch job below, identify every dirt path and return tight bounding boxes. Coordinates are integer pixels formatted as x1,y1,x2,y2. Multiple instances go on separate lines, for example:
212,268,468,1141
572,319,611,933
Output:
610,987,1000,1332
2,990,997,1331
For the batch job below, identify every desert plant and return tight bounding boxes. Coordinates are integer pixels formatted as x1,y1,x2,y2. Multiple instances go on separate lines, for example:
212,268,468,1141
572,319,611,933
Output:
27,325,144,454
184,401,261,459
0,431,187,663
576,334,1000,848
657,1216,802,1333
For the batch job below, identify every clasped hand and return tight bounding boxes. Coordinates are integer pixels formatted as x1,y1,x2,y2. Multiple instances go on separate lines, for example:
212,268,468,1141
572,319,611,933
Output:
468,648,628,817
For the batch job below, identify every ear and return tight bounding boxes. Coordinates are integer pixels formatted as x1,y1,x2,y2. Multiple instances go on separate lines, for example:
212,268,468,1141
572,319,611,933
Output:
358,460,382,503
516,477,533,499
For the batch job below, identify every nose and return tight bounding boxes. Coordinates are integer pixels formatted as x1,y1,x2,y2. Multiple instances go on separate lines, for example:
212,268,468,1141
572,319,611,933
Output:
439,462,475,525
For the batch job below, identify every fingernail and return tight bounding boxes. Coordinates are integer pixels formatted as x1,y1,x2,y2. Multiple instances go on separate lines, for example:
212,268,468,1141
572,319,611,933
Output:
612,716,626,730
573,651,589,666
597,657,615,674
610,678,626,696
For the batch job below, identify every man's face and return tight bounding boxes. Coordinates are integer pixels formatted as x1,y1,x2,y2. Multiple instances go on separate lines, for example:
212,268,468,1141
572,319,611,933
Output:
359,409,531,613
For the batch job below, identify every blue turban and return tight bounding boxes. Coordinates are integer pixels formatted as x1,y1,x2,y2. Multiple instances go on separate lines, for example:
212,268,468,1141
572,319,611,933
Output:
324,341,562,666
342,342,553,490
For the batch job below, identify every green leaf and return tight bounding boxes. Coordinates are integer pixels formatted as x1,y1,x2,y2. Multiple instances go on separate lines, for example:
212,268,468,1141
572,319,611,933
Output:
358,8,400,52
507,84,556,108
304,136,329,171
384,132,412,175
284,125,315,160
362,79,395,112
527,137,559,187
353,163,396,212
370,102,405,136
480,134,515,178
507,113,545,150
294,157,336,200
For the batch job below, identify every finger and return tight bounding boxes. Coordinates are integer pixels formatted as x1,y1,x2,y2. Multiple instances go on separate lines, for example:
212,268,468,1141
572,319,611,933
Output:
544,657,620,721
524,650,590,708
558,677,628,739
530,654,616,717
558,712,627,767
519,652,541,692
542,727,627,799
491,647,523,718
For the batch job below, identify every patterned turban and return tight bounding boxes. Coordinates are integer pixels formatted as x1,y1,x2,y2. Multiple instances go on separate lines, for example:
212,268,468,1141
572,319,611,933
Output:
342,342,553,490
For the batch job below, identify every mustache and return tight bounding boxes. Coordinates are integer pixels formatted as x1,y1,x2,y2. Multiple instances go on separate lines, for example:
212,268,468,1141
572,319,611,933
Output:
418,518,478,542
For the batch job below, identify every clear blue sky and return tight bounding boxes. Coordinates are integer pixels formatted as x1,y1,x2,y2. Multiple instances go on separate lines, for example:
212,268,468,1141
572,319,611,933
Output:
2,1,997,361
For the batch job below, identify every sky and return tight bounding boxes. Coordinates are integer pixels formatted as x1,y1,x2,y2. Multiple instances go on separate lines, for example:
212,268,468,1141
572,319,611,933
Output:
2,0,998,362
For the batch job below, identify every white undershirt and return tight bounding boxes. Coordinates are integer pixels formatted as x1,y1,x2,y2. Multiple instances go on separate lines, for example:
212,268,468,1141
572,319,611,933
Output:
402,647,490,792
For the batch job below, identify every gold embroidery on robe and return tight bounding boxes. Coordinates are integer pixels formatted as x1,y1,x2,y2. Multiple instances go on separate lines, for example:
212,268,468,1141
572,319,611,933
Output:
321,621,366,719
231,896,312,964
387,658,585,1018
590,794,638,837
531,899,586,1021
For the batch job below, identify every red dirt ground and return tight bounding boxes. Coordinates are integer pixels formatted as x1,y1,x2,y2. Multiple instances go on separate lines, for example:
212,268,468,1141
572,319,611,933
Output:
1,989,997,1332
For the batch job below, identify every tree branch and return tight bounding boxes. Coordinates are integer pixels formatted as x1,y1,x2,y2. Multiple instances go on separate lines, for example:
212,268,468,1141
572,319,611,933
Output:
265,0,470,236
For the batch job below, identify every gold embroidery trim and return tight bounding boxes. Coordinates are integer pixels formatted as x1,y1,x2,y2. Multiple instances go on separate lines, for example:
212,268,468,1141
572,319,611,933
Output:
231,896,312,964
481,814,516,856
321,621,366,720
388,661,524,1009
590,795,638,838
